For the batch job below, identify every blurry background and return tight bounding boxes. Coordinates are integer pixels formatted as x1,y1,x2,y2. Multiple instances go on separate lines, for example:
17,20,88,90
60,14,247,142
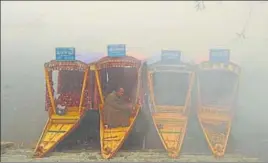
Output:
1,1,268,157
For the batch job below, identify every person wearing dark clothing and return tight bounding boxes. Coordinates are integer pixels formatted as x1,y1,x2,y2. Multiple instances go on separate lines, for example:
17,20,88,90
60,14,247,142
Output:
102,88,132,128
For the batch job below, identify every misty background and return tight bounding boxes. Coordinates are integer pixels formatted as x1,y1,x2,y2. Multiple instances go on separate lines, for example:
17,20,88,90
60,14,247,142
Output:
1,1,268,156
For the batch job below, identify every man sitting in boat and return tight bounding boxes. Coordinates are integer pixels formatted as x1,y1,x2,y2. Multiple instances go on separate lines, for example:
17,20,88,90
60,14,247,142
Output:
103,87,133,128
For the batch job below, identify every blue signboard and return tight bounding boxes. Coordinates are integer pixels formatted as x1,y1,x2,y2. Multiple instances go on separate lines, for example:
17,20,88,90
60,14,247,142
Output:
209,49,230,63
161,50,181,62
107,44,126,57
56,47,76,61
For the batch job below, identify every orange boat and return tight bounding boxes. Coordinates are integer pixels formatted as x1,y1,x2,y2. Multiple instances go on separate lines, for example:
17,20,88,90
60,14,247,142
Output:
33,48,92,157
197,49,241,158
90,44,146,159
146,50,195,158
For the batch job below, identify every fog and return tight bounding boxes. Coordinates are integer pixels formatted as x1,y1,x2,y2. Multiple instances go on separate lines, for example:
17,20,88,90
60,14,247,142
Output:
1,1,268,155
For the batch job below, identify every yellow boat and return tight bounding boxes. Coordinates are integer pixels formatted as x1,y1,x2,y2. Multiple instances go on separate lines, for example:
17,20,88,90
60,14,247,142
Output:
33,48,91,158
197,49,241,158
91,44,146,159
146,50,195,158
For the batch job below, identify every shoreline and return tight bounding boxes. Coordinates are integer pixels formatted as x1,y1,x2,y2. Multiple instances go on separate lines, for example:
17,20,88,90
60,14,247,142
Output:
1,146,262,162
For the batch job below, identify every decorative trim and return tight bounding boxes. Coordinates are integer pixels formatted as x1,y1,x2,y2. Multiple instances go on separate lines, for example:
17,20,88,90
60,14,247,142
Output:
96,57,141,70
199,61,241,74
44,60,88,71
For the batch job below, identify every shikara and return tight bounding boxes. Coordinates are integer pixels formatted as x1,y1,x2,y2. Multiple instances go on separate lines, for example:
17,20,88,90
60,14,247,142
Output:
197,49,241,157
34,60,91,157
91,44,146,159
146,51,195,157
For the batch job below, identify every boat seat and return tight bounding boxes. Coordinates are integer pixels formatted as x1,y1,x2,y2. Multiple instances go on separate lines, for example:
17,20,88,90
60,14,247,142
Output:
51,114,80,120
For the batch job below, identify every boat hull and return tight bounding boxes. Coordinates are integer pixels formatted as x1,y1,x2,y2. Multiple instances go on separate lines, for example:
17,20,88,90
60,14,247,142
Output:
198,107,232,157
152,111,188,157
147,69,195,157
33,107,83,158
100,104,141,159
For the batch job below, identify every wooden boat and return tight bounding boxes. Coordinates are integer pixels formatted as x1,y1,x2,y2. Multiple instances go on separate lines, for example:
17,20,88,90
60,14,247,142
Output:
33,48,91,157
146,50,195,158
197,49,241,158
91,44,145,159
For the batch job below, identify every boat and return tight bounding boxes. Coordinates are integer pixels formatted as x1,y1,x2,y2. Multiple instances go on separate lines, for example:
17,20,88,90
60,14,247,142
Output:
146,50,196,158
197,49,241,158
33,47,91,157
90,44,146,159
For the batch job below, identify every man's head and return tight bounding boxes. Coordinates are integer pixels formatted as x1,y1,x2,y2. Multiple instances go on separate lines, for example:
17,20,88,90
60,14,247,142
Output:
115,87,124,97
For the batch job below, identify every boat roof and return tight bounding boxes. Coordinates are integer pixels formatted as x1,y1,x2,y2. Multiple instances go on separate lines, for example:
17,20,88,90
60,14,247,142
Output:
198,61,241,74
146,55,196,72
95,55,143,69
97,55,141,63
199,60,240,67
44,60,88,71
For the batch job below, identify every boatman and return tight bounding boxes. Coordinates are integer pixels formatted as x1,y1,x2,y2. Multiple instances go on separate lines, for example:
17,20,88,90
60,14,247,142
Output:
103,87,133,128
